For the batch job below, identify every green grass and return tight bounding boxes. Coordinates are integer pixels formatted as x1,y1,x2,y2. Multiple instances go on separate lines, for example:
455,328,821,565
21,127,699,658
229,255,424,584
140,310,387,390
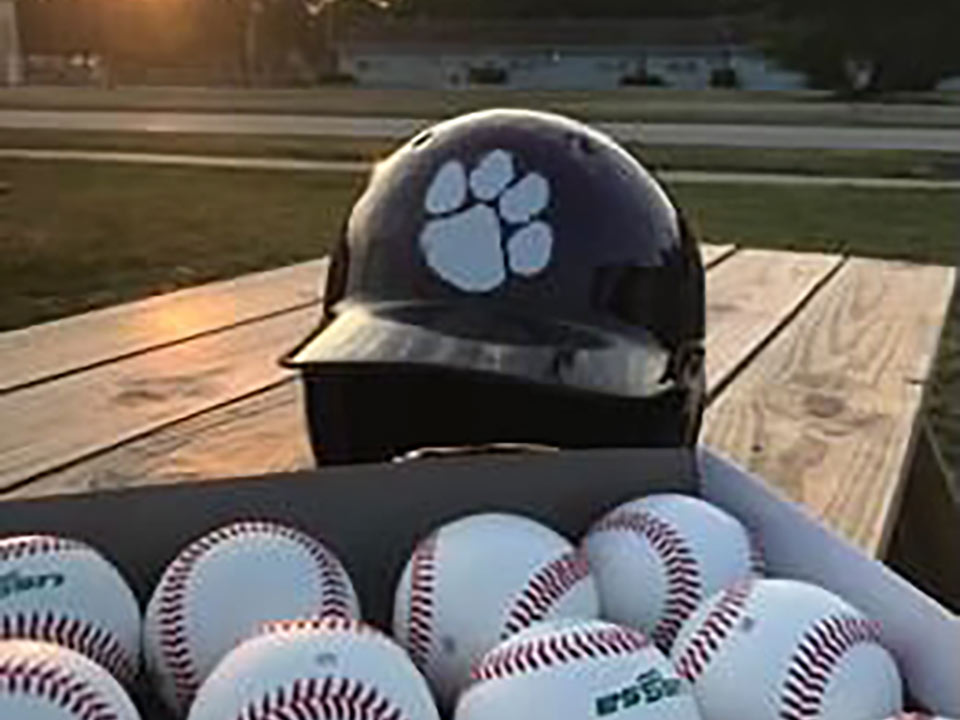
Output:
1,158,956,478
0,159,364,330
671,184,960,265
3,129,960,180
3,85,960,127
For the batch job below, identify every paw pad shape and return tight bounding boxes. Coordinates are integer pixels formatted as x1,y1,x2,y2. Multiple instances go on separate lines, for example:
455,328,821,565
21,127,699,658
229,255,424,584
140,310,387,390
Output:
419,149,553,292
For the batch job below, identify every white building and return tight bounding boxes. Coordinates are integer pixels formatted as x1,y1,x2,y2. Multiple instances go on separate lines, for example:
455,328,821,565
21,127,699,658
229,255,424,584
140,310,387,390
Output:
336,16,807,91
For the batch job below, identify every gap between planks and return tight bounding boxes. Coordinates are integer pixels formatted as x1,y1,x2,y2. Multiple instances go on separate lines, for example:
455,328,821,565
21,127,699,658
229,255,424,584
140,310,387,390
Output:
0,245,732,491
702,258,957,556
7,247,853,501
0,307,319,490
0,259,327,395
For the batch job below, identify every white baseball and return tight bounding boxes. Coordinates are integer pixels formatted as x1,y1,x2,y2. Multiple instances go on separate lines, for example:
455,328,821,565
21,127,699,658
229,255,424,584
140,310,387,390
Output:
456,618,701,720
144,520,361,716
670,578,902,720
582,493,760,650
187,617,440,720
0,639,141,719
0,535,141,685
393,513,599,710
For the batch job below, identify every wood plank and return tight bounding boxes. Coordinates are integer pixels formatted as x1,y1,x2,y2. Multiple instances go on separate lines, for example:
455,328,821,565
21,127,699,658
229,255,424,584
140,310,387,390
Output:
0,306,319,490
702,258,957,556
704,249,842,393
11,249,843,500
0,259,327,394
0,248,721,396
701,243,735,267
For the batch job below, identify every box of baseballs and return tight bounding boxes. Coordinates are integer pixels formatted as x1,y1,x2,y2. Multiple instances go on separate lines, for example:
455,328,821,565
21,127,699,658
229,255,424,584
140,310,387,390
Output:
0,445,956,720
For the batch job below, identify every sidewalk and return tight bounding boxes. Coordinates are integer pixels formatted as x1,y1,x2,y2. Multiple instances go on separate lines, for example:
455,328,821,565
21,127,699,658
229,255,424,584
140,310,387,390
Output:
2,147,958,190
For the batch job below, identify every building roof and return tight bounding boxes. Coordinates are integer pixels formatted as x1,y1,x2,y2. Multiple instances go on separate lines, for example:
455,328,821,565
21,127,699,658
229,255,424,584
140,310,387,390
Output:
336,15,761,52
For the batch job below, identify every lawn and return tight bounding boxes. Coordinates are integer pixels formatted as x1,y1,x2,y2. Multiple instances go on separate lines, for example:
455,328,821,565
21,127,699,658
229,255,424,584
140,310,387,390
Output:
1,157,957,477
3,86,960,128
3,129,960,180
0,159,364,329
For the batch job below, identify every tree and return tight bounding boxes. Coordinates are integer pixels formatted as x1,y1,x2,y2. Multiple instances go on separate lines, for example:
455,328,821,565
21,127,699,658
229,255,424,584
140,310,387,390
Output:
390,0,763,18
764,0,960,92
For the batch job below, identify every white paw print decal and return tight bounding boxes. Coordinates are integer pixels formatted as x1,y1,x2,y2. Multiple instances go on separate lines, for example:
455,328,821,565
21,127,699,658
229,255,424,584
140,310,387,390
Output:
419,149,553,292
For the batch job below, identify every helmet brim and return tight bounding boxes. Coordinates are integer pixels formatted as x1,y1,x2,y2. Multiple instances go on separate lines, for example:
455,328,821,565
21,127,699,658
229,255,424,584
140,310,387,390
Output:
282,302,676,399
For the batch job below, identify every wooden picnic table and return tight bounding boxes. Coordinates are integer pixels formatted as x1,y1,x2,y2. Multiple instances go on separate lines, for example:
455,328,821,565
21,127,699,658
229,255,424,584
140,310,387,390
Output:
0,245,955,573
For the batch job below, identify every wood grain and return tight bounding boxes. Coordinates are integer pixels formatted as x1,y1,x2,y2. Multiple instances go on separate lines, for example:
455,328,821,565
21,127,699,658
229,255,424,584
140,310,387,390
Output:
11,248,845,500
0,259,327,393
702,258,957,556
0,247,724,396
704,249,843,392
0,306,319,490
700,243,736,268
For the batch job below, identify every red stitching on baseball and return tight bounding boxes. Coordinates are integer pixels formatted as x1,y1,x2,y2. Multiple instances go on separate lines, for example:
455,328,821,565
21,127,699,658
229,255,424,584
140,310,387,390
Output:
779,614,884,720
589,510,703,649
155,521,354,710
261,616,377,637
235,676,407,720
0,536,89,562
501,550,593,639
0,655,124,720
0,612,136,685
405,533,437,672
0,536,137,683
673,578,755,682
472,624,651,683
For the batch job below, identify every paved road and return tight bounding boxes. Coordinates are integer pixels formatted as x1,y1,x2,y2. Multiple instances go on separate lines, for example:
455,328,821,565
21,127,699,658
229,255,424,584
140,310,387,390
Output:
3,110,960,152
5,148,959,190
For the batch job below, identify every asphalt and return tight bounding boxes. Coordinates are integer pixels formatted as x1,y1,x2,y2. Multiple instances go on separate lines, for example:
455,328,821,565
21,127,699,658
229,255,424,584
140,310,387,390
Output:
3,110,960,152
4,148,959,190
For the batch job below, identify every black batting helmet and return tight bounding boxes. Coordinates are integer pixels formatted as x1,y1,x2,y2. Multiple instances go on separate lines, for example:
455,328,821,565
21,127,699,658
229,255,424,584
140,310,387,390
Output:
284,109,705,463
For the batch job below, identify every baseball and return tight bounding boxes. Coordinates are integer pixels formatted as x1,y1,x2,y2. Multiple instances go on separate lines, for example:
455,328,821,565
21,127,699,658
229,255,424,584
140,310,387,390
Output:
0,534,141,685
187,616,440,720
393,512,599,710
670,578,902,720
582,493,760,650
144,520,361,716
0,639,141,719
456,618,702,720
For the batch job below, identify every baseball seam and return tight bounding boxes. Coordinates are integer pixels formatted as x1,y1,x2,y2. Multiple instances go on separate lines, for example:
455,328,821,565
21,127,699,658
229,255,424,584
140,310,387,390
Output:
673,578,755,682
404,533,437,673
0,536,137,684
472,624,651,683
261,615,377,638
501,550,593,639
0,536,89,561
155,522,354,710
236,676,407,720
0,655,123,720
779,614,884,720
588,511,702,649
0,611,136,685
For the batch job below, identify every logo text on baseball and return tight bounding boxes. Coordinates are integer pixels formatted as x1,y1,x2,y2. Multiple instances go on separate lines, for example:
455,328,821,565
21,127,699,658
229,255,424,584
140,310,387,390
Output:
595,669,685,716
0,570,66,600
